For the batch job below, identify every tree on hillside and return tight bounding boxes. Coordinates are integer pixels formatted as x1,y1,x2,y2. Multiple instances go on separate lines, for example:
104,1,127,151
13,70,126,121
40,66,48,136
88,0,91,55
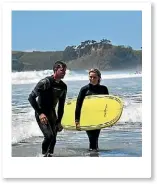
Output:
63,46,77,61
100,39,111,44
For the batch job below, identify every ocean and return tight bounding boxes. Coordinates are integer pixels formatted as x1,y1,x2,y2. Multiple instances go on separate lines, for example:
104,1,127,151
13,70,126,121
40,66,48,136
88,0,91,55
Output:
12,69,142,157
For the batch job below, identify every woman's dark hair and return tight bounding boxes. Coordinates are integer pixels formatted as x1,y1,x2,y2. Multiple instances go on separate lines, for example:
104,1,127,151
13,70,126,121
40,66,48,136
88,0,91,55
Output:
53,60,67,72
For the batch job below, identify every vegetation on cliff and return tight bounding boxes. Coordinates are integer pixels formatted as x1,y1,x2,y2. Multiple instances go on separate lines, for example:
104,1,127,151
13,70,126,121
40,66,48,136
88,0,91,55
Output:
12,39,142,71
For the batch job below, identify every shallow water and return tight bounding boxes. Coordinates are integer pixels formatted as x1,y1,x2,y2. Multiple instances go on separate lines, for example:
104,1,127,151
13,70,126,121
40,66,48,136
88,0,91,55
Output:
12,70,142,157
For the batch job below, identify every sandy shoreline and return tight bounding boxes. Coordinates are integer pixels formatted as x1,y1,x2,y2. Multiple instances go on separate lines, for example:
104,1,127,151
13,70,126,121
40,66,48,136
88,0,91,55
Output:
12,131,142,157
12,142,101,157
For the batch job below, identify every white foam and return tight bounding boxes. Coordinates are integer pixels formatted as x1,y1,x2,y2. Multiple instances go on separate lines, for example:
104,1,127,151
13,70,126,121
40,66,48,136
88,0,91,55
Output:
12,109,42,144
121,102,142,123
12,99,142,144
12,69,142,84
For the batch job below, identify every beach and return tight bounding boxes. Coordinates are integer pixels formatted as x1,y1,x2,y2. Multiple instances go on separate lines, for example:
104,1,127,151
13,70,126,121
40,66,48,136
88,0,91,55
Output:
12,69,142,157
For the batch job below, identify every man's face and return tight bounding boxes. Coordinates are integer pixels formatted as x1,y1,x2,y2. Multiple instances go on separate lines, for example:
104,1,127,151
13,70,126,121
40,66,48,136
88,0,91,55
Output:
55,66,67,79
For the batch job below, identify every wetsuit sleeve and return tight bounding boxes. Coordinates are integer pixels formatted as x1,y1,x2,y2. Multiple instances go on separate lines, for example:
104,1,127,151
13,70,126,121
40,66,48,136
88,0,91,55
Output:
28,78,50,115
75,87,87,122
104,86,109,95
57,86,67,123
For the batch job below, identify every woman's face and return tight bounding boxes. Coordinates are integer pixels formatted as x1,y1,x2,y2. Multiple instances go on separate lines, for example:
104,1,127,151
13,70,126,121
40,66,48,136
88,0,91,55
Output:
89,72,100,85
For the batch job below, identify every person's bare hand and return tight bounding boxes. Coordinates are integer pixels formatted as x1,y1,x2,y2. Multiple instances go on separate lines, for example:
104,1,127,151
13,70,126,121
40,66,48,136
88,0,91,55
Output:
75,122,81,131
39,113,48,124
57,123,63,132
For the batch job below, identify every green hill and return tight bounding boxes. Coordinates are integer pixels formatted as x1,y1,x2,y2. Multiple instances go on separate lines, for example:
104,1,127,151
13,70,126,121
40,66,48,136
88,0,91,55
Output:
12,39,142,71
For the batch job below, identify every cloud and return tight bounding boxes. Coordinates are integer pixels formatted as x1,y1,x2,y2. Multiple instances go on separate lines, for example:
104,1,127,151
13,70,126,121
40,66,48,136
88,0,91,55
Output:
24,48,37,52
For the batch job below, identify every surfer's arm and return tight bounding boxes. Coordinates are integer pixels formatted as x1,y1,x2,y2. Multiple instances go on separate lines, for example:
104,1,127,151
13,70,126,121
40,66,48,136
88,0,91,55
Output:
57,86,67,123
104,86,109,95
75,87,86,122
28,78,50,115
28,91,42,115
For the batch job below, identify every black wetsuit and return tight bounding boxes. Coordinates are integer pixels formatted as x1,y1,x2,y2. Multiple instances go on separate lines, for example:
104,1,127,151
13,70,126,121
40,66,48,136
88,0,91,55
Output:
75,83,109,150
28,75,67,155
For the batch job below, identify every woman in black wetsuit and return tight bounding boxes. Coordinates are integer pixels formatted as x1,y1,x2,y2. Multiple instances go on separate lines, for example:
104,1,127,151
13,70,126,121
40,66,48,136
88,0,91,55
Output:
75,69,109,151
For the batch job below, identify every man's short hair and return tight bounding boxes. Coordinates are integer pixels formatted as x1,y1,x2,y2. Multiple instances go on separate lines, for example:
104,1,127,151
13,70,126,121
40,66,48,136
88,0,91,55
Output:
53,60,67,72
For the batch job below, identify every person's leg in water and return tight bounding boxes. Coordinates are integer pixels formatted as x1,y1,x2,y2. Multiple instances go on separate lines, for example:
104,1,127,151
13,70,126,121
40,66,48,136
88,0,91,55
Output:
42,121,57,157
35,112,57,157
86,129,101,151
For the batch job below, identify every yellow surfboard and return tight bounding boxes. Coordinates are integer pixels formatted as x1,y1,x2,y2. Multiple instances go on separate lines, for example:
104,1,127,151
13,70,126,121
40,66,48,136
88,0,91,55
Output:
62,95,123,131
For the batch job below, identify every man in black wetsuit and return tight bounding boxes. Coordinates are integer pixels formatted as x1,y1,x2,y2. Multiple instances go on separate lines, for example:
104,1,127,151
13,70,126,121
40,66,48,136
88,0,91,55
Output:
75,69,109,151
28,61,67,157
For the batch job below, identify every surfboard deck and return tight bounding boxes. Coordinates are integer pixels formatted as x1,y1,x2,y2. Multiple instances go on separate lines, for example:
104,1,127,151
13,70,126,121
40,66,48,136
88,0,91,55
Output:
62,95,123,131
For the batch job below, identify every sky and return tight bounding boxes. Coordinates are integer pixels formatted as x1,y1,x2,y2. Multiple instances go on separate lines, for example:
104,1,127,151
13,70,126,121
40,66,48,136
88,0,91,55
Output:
12,11,142,51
